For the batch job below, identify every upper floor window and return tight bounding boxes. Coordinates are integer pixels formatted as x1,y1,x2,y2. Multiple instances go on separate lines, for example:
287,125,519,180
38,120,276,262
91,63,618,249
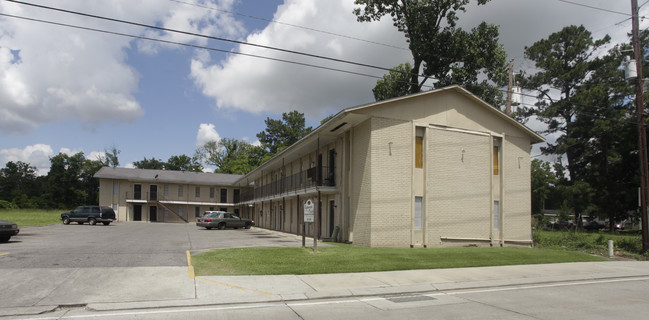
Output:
195,186,201,197
178,185,184,197
210,187,215,198
220,188,227,203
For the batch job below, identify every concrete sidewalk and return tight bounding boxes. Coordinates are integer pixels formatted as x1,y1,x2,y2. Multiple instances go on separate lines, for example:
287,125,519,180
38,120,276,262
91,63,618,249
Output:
1,260,648,317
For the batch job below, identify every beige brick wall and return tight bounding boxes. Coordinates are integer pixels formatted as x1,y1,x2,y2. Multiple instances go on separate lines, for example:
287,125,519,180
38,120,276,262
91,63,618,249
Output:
503,135,533,243
351,119,372,246
427,128,491,246
368,117,412,247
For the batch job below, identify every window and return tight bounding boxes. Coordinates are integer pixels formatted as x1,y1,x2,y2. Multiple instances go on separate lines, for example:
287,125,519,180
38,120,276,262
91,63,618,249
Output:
493,201,500,230
233,189,240,203
163,185,169,197
415,127,425,169
493,146,500,175
195,207,200,217
195,186,200,197
178,206,184,217
113,182,118,195
414,197,423,230
178,186,184,197
210,187,215,198
134,184,141,200
220,188,227,203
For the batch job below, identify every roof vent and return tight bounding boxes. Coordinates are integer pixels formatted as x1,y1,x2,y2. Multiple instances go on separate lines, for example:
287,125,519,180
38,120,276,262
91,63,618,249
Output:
330,122,347,132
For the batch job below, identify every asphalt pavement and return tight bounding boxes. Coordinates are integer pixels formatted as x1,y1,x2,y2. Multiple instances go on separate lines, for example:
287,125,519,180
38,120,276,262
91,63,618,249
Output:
1,224,648,318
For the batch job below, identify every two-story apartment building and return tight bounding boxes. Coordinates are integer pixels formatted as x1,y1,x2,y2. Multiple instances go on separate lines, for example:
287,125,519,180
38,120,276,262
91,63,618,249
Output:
96,85,544,248
95,167,244,223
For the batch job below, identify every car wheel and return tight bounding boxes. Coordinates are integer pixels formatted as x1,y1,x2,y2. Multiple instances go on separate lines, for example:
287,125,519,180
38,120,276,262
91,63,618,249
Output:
62,217,70,225
88,218,97,225
102,222,110,226
218,223,225,230
245,223,251,229
0,236,10,243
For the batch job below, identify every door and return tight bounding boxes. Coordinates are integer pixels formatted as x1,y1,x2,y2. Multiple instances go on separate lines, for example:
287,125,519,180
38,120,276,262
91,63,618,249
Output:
133,205,142,221
328,149,335,186
150,185,157,201
329,200,335,238
150,206,157,222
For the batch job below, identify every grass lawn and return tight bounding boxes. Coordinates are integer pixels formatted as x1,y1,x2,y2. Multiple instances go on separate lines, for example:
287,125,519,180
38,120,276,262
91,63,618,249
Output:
191,243,609,276
0,209,62,227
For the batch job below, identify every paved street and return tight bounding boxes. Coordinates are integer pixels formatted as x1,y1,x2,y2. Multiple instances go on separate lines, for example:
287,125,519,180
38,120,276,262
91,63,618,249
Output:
1,223,649,319
27,276,647,320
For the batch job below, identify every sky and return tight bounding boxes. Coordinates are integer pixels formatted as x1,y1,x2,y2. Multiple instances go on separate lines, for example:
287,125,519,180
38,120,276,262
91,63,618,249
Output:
0,0,647,175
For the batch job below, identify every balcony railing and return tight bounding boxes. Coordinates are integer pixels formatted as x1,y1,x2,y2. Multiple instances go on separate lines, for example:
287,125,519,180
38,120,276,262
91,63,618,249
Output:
240,166,335,202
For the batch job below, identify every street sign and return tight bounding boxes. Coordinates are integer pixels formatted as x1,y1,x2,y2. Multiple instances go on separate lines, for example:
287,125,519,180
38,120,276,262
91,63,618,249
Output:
304,199,314,222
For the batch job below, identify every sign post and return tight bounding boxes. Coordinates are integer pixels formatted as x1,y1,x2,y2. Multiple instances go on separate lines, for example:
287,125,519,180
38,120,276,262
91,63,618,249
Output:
303,199,317,253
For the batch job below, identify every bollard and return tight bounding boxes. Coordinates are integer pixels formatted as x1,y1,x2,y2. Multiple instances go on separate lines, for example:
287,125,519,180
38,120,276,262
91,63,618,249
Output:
608,240,614,258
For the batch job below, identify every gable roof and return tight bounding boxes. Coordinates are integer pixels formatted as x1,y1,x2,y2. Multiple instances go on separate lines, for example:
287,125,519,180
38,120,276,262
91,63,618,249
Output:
94,167,243,186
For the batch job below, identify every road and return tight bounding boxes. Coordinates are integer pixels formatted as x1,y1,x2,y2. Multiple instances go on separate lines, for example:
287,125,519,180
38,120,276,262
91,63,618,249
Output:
7,276,649,320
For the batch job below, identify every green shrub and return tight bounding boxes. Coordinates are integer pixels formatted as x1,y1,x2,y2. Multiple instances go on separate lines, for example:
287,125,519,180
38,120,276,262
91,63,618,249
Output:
0,200,18,210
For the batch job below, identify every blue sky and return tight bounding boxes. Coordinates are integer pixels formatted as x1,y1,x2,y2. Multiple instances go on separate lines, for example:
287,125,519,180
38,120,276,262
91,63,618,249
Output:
0,0,645,174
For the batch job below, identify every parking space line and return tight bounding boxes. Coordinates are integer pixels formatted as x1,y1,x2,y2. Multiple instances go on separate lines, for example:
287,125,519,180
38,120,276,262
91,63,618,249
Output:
186,250,195,278
0,252,9,257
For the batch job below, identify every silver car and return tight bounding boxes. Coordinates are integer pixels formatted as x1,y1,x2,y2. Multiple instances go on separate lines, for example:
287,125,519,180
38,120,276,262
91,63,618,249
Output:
196,211,254,230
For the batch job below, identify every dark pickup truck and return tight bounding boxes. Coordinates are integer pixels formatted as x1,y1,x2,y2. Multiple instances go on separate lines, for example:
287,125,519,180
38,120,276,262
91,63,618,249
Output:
61,206,116,226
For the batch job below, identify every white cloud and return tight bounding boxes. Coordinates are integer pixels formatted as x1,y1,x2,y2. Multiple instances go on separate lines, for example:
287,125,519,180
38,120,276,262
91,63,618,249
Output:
0,0,242,134
190,0,408,120
0,144,54,175
190,0,644,125
196,123,221,147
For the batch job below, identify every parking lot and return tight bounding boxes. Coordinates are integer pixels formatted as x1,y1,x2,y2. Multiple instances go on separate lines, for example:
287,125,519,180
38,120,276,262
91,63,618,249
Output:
0,222,309,269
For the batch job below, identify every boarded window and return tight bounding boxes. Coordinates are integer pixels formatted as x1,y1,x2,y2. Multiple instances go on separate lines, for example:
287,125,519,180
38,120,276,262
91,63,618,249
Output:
493,146,500,175
415,136,424,169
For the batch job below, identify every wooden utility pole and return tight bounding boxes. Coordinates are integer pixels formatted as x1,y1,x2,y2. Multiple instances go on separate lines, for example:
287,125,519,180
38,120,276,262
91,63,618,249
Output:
505,60,514,116
631,0,649,252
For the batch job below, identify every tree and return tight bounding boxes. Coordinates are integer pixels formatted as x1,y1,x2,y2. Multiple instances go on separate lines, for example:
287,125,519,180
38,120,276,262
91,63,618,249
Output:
165,155,203,172
522,25,610,183
0,161,39,207
354,0,508,105
531,159,557,215
373,63,414,101
256,110,312,155
44,153,87,209
103,145,120,167
196,138,264,174
568,43,637,229
133,157,165,170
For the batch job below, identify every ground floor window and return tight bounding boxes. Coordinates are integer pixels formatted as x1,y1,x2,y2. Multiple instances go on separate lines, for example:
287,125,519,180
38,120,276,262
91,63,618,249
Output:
414,197,423,230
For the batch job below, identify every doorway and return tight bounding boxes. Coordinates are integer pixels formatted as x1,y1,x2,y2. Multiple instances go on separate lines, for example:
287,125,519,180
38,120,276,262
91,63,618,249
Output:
133,205,142,221
150,185,157,201
329,200,335,238
150,206,157,222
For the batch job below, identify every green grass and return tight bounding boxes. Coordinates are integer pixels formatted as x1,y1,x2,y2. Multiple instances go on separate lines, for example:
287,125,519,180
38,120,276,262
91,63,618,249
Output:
191,243,608,276
0,209,62,227
533,229,647,259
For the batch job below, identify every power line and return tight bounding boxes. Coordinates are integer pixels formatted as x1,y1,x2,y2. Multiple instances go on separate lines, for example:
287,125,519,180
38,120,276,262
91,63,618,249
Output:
557,0,630,16
169,0,410,52
3,0,415,79
0,12,434,90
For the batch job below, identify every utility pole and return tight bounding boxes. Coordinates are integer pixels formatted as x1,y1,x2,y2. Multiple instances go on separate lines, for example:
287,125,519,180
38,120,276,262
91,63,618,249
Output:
631,0,649,252
506,60,514,116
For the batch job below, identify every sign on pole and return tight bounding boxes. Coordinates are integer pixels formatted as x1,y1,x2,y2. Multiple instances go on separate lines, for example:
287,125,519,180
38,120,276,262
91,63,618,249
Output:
304,199,314,223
